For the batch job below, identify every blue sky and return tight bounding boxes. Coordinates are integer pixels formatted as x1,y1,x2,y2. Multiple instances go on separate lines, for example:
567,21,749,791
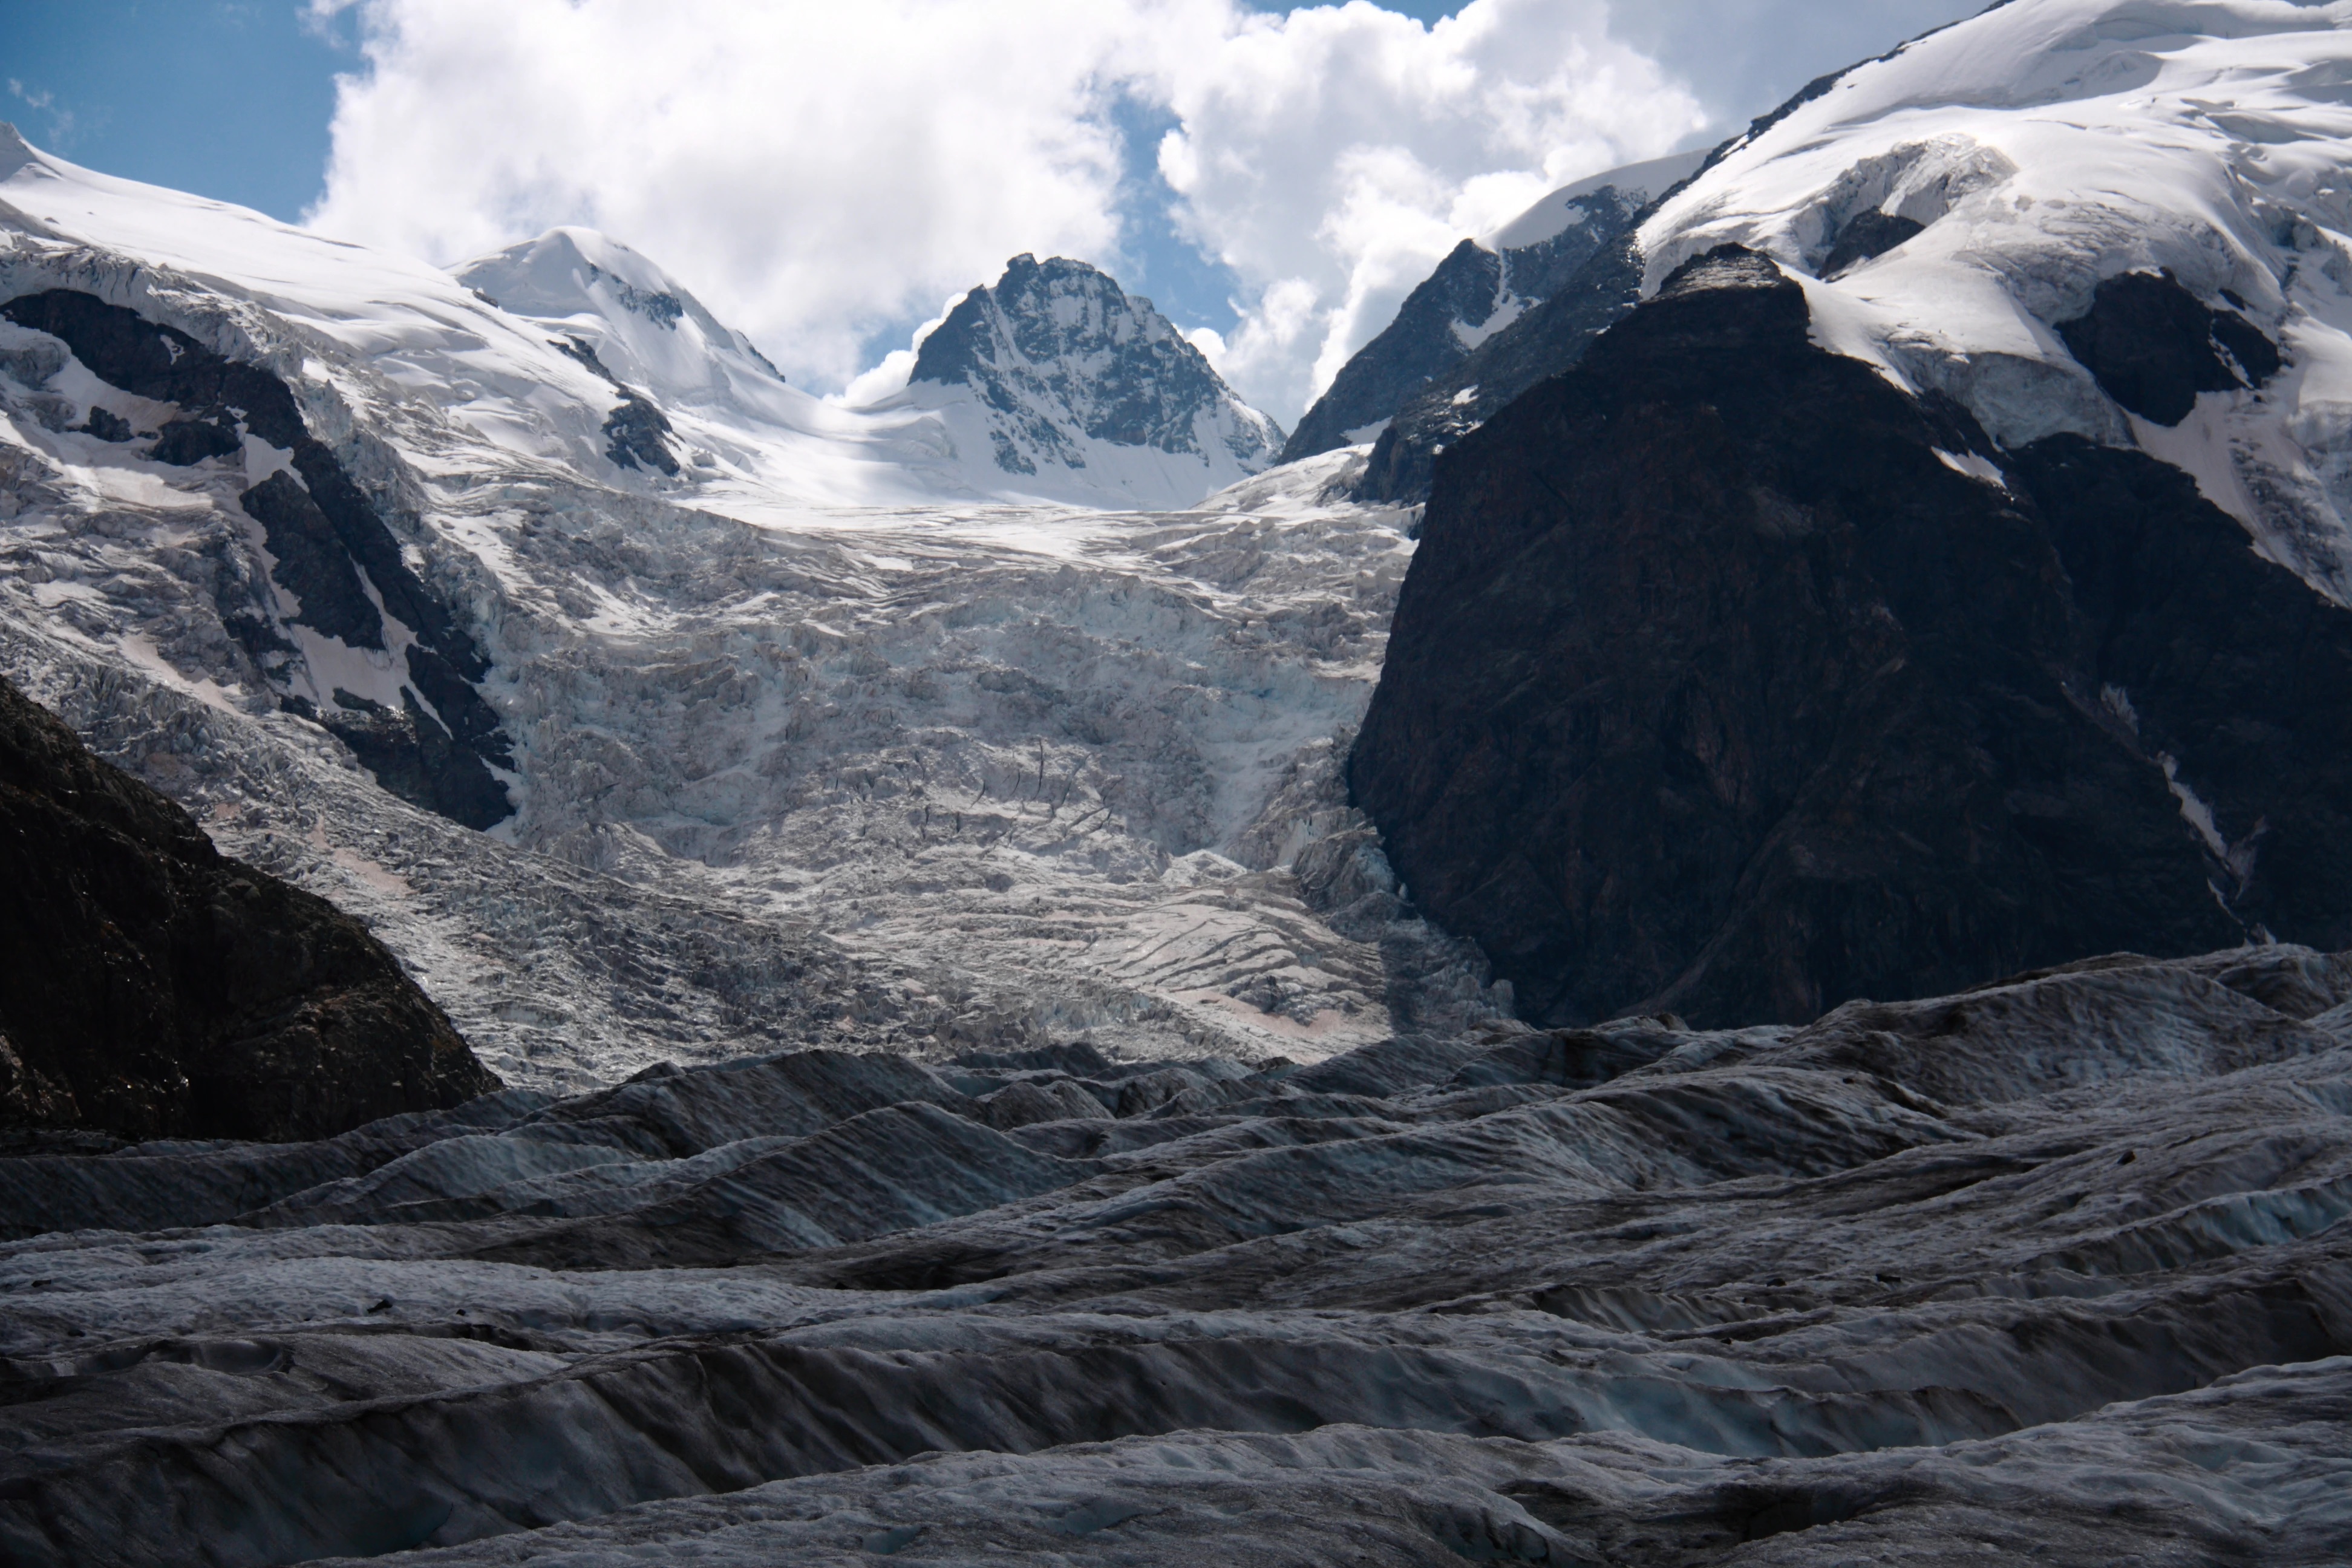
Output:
1,1,359,220
0,0,1462,227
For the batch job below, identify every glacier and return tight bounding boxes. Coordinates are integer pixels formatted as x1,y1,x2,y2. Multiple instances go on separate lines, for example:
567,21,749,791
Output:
1639,0,2352,606
0,120,1482,1095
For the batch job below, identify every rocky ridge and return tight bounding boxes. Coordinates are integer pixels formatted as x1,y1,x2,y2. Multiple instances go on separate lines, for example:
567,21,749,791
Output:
1284,151,1702,468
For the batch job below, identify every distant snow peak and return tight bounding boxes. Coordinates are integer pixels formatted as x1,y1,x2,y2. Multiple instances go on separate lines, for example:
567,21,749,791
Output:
454,226,789,411
1481,149,1707,252
1281,152,1698,466
0,120,34,182
909,253,1283,489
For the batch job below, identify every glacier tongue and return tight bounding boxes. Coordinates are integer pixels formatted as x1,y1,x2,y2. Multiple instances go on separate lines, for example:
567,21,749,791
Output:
4,946,2351,1564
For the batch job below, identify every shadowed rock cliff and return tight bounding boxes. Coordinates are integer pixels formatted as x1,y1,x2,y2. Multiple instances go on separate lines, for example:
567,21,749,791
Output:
1351,246,2352,1028
0,674,500,1142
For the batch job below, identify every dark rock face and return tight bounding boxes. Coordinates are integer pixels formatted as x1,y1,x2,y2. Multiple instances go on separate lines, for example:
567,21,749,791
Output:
0,289,516,828
912,253,1279,474
587,263,685,329
238,469,385,648
1351,246,2352,1028
0,674,500,1143
2055,269,2281,425
1285,184,1651,468
1820,209,1925,278
552,334,682,475
602,389,681,474
1356,227,1651,502
1282,240,1501,465
316,685,518,830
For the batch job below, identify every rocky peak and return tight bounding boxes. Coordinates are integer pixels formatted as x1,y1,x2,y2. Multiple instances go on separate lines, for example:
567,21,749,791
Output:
1284,152,1703,467
910,253,1282,480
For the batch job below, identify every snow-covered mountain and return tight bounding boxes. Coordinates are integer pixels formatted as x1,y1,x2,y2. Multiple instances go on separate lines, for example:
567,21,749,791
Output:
872,253,1285,509
457,226,789,407
1365,0,2352,536
0,119,1466,1091
1282,151,1702,463
15,7,2352,1561
1353,0,2352,1031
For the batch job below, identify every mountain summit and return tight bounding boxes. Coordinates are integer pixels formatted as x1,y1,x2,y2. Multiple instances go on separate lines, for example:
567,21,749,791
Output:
900,253,1284,507
456,227,791,414
1282,151,1702,465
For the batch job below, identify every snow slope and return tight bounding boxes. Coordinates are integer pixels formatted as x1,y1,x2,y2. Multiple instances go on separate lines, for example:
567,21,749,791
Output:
1639,0,2352,603
1484,149,1707,253
0,125,1280,514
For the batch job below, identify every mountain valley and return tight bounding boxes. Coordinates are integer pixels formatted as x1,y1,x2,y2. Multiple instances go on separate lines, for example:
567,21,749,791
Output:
7,1,2352,1561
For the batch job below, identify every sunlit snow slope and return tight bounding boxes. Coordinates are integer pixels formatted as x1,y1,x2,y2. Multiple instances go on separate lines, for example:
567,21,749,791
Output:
1641,0,2352,602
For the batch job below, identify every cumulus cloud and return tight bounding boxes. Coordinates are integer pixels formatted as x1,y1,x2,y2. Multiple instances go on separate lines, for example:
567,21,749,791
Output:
308,0,1140,392
303,0,1961,419
306,0,1709,415
1153,0,1702,415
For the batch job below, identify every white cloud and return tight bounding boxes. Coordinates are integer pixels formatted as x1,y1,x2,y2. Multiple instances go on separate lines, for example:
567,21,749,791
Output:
306,0,1704,416
1155,0,1705,413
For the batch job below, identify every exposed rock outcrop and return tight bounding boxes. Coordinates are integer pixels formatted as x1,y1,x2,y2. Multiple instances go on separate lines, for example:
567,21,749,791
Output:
0,289,515,828
1351,246,2352,1028
1354,223,1656,503
1285,166,1679,468
0,673,499,1142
